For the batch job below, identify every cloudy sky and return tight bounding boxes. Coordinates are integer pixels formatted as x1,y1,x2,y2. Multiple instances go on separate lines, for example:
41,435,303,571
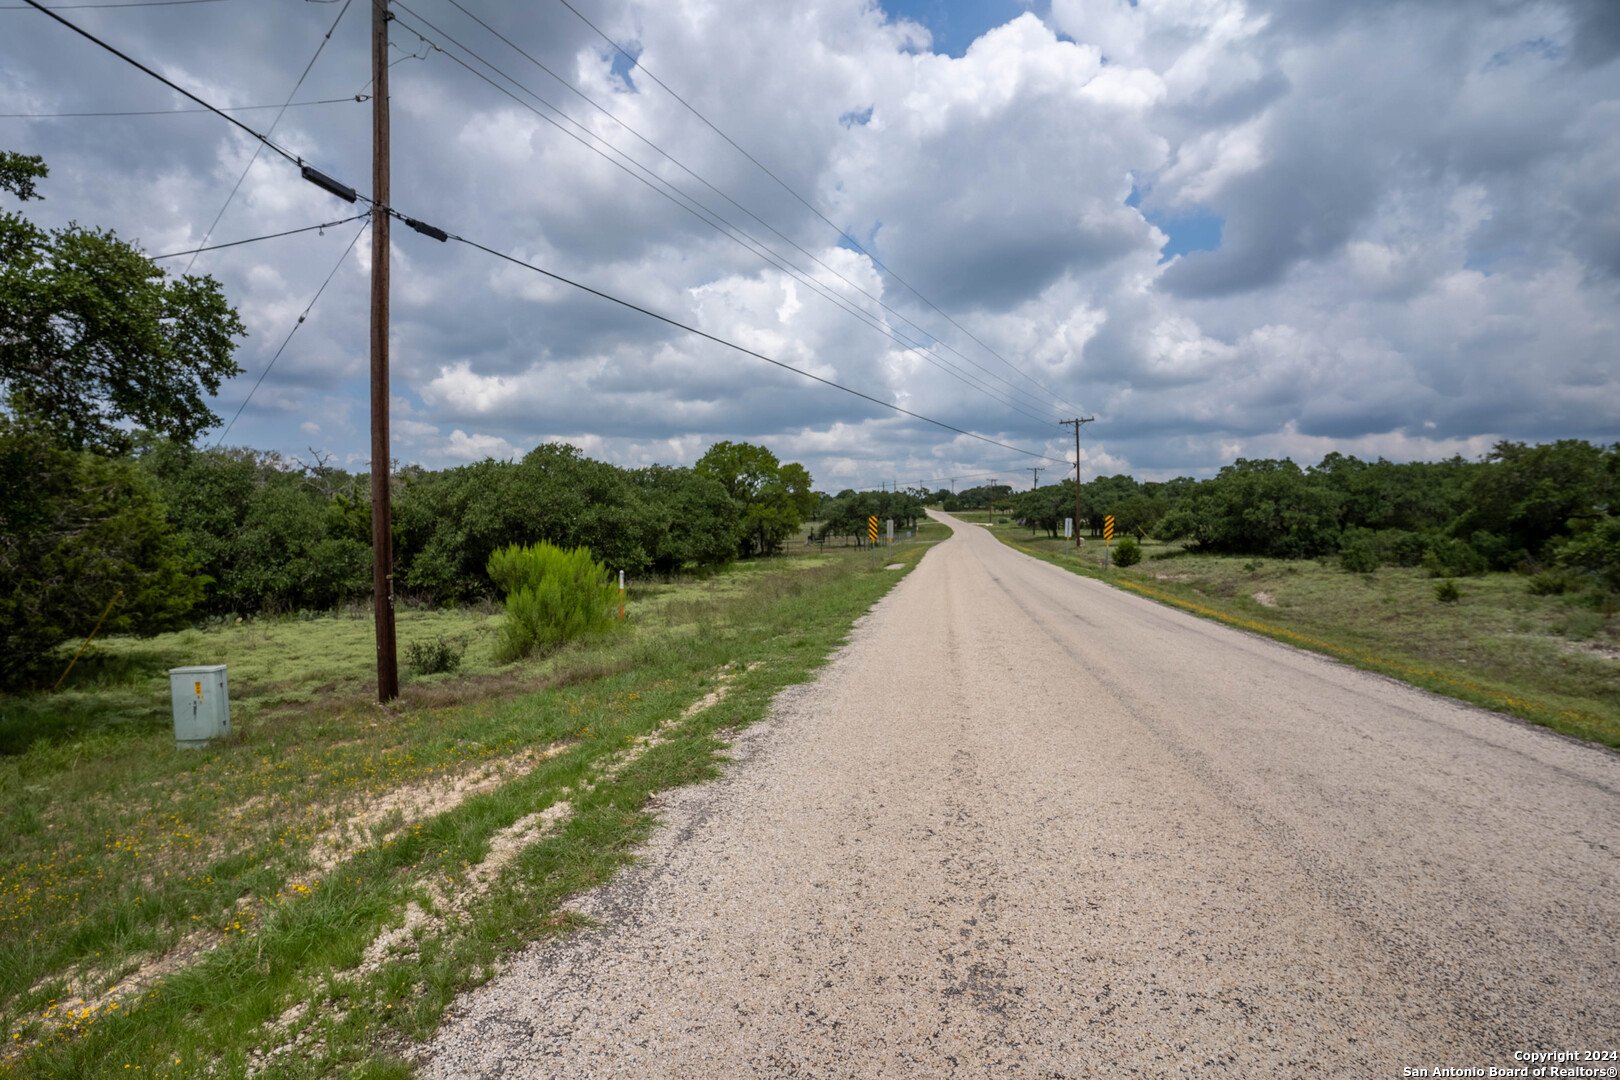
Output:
3,0,1617,490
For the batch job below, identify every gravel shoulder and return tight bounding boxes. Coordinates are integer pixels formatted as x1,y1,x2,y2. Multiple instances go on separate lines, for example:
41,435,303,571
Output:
422,513,1620,1078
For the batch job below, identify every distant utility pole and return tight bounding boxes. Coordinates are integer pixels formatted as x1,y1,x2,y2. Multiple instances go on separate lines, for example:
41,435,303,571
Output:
370,0,398,702
1028,466,1041,490
1060,417,1095,545
987,478,997,524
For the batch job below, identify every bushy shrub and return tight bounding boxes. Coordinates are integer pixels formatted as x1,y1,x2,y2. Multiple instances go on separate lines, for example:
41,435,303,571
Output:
1113,535,1143,567
1526,571,1571,596
1434,579,1462,603
1339,539,1379,573
487,541,617,661
1379,529,1430,567
404,637,462,676
1555,516,1620,591
1423,537,1487,578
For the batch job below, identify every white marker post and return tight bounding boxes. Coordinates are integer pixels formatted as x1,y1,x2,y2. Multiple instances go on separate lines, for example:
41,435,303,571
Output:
886,519,894,547
618,569,625,620
1064,517,1073,556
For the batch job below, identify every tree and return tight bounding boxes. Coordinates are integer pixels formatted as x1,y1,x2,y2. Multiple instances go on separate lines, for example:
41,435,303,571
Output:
778,461,817,520
1,416,203,687
1,151,245,452
694,441,781,502
630,465,738,573
695,440,808,556
138,440,372,614
1452,440,1615,564
1157,458,1342,557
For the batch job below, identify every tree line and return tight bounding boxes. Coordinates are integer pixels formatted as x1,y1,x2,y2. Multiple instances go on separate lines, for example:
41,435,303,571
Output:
950,442,1617,586
0,429,823,687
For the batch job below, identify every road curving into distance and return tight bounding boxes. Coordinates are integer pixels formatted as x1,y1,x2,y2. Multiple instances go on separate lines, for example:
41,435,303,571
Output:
424,511,1620,1078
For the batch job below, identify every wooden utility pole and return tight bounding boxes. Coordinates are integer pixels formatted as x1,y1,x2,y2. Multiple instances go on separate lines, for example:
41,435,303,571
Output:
1028,466,1041,489
1060,417,1094,544
987,478,997,525
370,0,398,701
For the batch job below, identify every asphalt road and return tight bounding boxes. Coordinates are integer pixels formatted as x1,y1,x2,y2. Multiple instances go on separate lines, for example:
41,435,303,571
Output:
423,512,1620,1078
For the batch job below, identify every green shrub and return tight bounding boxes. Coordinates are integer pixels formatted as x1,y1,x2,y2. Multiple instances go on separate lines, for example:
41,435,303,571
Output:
1339,539,1379,573
1555,516,1620,591
404,637,462,676
1113,535,1143,567
1423,537,1487,578
1434,579,1462,603
1526,571,1571,596
487,541,617,661
1561,610,1604,641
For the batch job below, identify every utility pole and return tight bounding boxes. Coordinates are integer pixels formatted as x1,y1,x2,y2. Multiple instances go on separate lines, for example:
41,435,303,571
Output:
1028,466,1041,489
1060,417,1094,546
370,0,398,702
987,478,997,525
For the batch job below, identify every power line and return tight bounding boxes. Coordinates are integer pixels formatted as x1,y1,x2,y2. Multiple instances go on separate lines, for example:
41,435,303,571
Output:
213,220,369,447
39,1,1063,466
22,0,377,206
449,233,1065,464
553,0,1082,417
1,95,364,117
1,0,227,8
431,0,1069,423
183,0,354,274
14,0,300,164
390,5,1066,427
149,213,367,259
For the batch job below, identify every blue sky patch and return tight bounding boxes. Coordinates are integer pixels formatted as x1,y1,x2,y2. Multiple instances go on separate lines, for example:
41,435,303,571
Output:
883,0,1041,58
1151,212,1225,260
1129,185,1224,260
840,105,874,128
608,43,642,92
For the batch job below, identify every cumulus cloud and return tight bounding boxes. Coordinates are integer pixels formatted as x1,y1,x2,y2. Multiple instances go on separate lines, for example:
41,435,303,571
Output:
2,0,1615,489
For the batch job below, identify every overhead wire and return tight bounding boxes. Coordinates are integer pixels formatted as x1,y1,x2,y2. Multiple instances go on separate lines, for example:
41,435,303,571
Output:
213,219,369,446
149,212,367,259
1,0,227,8
1,95,365,117
15,0,302,164
554,0,1083,417
390,4,1065,427
28,0,1066,465
433,0,1067,424
182,0,354,274
450,234,1065,464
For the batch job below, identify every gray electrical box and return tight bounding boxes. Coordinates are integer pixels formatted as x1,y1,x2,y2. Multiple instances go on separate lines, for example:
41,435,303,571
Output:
169,665,230,748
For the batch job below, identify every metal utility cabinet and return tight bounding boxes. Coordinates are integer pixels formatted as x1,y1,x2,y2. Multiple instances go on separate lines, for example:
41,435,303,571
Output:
169,665,230,748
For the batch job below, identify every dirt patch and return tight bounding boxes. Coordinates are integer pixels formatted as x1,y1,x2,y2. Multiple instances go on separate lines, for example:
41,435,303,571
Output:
1252,591,1278,608
23,926,221,1045
1563,640,1620,661
293,742,573,885
1156,572,1193,582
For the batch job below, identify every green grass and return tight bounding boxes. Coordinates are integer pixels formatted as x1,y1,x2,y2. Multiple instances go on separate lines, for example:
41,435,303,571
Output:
0,530,944,1077
984,523,1620,748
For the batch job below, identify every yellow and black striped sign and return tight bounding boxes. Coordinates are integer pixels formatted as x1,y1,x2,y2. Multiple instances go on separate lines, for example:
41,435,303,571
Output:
868,516,879,543
1104,515,1115,541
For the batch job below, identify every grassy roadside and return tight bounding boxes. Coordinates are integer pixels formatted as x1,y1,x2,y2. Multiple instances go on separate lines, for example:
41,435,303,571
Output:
0,524,945,1078
977,519,1620,749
